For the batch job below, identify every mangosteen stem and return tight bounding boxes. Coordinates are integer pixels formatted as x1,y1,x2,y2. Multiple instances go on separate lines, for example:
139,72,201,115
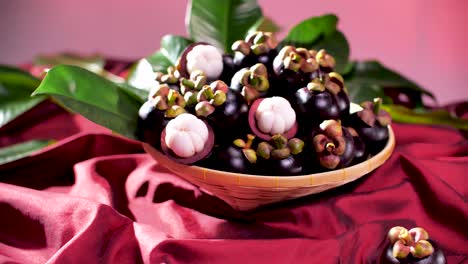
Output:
326,142,335,153
245,134,255,149
181,78,194,89
167,89,177,106
373,97,383,115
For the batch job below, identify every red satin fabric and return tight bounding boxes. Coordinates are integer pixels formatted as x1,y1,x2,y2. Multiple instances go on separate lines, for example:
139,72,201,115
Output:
0,101,467,264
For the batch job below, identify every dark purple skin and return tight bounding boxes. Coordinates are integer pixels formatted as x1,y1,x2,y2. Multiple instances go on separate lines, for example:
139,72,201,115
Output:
350,135,368,165
206,91,249,143
219,54,237,83
340,127,357,168
137,101,170,150
210,145,255,174
268,68,307,100
347,112,389,154
381,240,446,264
257,155,304,176
233,49,278,76
294,88,350,127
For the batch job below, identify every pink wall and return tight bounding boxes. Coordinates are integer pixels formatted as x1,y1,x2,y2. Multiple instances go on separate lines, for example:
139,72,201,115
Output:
1,0,467,104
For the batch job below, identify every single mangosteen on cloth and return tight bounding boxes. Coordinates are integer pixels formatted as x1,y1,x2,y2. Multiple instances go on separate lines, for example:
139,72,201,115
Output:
160,113,215,164
309,120,355,170
295,71,350,127
381,226,446,264
177,42,224,81
248,96,298,141
256,134,304,176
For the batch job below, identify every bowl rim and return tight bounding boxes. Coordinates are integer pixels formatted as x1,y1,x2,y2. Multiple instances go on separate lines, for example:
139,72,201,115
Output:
143,125,395,188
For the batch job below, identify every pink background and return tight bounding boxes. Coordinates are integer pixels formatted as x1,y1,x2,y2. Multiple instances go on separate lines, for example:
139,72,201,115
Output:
1,0,467,104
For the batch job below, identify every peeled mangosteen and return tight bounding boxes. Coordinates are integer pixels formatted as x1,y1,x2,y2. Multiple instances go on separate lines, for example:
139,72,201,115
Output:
160,113,215,165
248,97,298,141
177,42,224,81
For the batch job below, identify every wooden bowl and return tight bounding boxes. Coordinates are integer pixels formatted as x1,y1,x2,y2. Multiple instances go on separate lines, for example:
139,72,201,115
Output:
143,126,395,211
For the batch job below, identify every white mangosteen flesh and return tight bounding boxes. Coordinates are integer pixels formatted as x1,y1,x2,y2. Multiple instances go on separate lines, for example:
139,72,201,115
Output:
186,44,223,80
164,113,209,158
255,96,296,135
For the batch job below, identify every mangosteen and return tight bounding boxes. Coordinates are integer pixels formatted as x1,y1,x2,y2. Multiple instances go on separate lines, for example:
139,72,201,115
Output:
382,226,446,264
348,98,391,154
294,71,350,128
231,31,278,74
309,120,355,170
314,49,336,73
248,96,298,141
154,65,181,92
219,54,237,83
137,84,186,150
270,46,320,98
347,127,368,165
256,135,304,176
160,113,215,165
177,42,224,81
230,63,270,104
211,134,258,174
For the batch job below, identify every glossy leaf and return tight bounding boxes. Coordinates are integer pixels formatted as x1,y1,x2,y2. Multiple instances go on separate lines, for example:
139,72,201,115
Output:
248,16,280,34
345,60,435,104
32,65,141,139
145,35,193,73
0,65,45,127
187,0,263,52
282,14,338,46
35,53,105,73
382,104,468,131
0,140,53,166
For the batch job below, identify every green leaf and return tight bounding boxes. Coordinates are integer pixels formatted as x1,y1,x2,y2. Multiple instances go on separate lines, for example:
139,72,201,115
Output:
0,140,53,166
145,35,193,73
282,14,338,46
345,60,435,104
0,65,45,127
35,53,105,73
248,16,281,34
146,52,173,73
187,0,263,52
0,97,44,127
32,65,141,139
382,104,468,131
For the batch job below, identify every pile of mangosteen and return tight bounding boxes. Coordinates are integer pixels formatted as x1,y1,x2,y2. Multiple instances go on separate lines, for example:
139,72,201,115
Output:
137,31,392,176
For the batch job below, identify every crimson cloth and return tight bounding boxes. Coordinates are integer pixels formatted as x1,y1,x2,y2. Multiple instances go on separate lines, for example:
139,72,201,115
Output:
0,101,467,264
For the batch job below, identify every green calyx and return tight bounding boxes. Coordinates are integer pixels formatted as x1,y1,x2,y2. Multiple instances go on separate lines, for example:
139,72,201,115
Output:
156,66,180,85
257,135,304,160
240,64,270,94
233,134,257,164
232,31,277,55
278,46,319,73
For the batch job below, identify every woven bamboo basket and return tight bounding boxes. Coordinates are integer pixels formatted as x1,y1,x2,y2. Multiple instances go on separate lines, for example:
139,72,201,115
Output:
143,126,395,211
